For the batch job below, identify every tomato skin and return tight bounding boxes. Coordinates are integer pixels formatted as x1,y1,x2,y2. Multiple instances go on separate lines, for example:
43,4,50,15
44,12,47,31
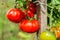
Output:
30,2,36,7
20,20,40,33
40,31,56,40
29,6,36,13
29,2,36,13
7,8,25,23
27,10,34,18
56,30,60,38
56,31,60,38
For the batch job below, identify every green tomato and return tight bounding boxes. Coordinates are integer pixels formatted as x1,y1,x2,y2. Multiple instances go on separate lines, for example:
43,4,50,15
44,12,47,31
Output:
40,31,56,40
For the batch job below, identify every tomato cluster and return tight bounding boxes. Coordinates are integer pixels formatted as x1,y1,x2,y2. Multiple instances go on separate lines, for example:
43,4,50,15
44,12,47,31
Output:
6,1,40,33
6,0,59,40
24,2,36,18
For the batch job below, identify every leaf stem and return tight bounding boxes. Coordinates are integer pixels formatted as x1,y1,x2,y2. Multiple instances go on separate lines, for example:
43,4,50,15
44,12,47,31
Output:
49,7,54,28
14,0,18,8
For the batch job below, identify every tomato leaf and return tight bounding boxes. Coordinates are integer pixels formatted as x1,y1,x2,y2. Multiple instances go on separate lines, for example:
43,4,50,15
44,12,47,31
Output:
19,1,23,8
51,0,60,5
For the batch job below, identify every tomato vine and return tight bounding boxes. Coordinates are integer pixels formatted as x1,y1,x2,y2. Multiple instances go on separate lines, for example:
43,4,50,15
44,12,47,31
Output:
47,0,60,27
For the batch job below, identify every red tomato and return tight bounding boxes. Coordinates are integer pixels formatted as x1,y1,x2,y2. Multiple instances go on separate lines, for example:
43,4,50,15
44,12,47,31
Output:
29,6,36,13
7,8,25,23
29,2,36,13
30,2,36,7
20,20,40,33
27,10,34,18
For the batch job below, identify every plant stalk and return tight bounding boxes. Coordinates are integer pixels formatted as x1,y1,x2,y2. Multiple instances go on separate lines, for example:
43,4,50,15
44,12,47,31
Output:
50,7,54,28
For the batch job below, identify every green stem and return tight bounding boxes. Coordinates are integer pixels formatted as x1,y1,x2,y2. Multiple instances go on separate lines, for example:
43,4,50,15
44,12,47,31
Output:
14,0,18,8
15,0,17,2
50,7,54,28
49,0,56,28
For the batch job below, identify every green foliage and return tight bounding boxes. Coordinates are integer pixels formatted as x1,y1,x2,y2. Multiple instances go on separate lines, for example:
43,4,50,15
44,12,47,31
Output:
47,0,60,27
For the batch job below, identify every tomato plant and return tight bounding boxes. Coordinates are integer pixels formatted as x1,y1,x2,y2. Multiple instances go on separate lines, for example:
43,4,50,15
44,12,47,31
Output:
6,0,39,34
20,20,40,33
47,0,60,39
47,0,60,27
7,8,25,23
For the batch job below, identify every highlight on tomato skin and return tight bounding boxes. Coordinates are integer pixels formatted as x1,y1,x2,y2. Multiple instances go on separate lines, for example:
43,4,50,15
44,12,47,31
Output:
6,8,25,23
20,20,40,33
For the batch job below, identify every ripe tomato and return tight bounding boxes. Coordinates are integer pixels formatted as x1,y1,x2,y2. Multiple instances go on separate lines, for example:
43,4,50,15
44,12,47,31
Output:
56,30,60,38
58,28,60,31
7,8,25,23
20,20,40,33
30,2,36,7
29,2,36,13
29,6,36,13
40,31,56,40
27,10,34,18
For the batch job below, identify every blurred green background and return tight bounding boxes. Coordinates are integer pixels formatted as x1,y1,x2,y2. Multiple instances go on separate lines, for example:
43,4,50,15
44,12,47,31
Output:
0,0,37,40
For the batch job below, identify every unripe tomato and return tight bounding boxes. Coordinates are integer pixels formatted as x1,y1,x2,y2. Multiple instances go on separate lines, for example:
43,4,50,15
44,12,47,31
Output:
40,31,56,40
6,8,25,23
20,20,40,33
50,27,58,33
